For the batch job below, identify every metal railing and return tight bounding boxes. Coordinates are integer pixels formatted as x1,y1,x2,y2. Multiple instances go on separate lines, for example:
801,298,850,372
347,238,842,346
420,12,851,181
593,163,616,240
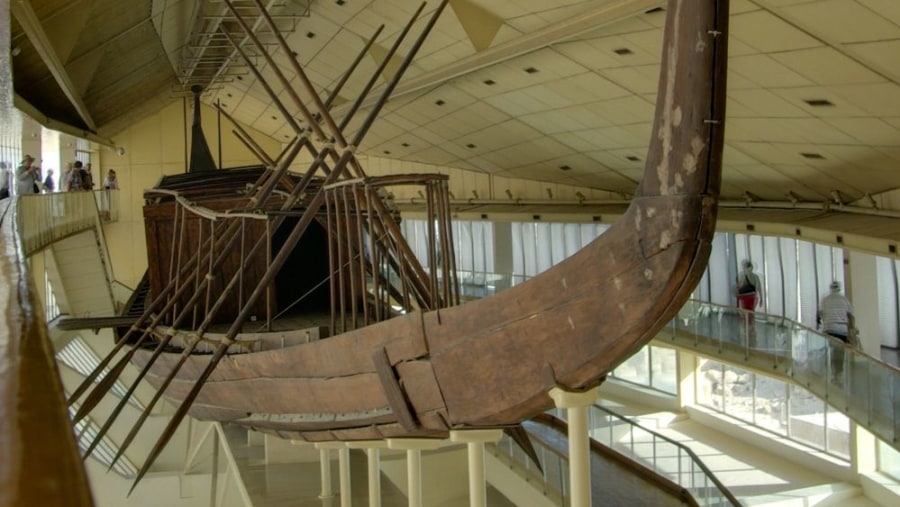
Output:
15,189,119,256
661,300,900,450
492,407,738,506
493,429,570,505
584,405,740,506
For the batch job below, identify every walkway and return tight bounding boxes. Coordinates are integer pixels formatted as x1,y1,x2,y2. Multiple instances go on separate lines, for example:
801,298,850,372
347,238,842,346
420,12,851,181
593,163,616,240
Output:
662,301,899,450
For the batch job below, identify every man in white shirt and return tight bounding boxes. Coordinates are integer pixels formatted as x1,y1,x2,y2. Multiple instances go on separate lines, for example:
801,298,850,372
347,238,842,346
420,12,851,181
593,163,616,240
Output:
819,281,854,342
818,281,856,383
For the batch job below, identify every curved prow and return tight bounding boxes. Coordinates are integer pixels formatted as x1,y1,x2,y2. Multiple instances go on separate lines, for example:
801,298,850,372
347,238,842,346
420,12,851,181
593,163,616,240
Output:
188,85,218,173
428,0,730,426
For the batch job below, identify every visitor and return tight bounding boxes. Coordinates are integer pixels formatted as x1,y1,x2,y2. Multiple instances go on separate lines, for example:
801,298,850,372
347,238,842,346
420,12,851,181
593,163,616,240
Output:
15,155,39,195
0,162,9,199
43,169,55,193
736,260,763,339
818,281,856,383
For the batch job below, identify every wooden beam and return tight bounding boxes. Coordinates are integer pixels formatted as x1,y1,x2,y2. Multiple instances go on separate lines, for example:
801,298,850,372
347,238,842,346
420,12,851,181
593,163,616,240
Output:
11,0,97,131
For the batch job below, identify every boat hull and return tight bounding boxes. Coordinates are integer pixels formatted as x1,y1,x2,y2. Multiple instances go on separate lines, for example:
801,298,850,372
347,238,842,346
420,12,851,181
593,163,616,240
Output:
133,0,728,442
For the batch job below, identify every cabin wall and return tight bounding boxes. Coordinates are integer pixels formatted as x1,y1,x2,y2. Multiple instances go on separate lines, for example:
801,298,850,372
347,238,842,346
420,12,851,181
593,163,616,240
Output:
97,100,282,288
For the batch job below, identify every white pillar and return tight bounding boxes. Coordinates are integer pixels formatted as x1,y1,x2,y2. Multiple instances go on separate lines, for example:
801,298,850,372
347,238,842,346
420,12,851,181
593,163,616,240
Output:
346,440,388,507
387,438,443,507
315,442,344,499
847,250,881,353
549,386,599,507
339,447,351,507
450,429,503,507
677,350,697,408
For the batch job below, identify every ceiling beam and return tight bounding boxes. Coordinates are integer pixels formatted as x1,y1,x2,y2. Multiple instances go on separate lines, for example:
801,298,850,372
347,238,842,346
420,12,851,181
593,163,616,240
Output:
14,94,115,148
339,0,661,113
11,0,97,131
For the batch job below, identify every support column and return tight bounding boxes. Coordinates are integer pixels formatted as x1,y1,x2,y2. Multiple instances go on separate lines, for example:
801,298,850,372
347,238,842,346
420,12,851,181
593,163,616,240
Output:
847,250,883,353
346,440,388,507
339,447,351,507
549,386,599,507
450,429,503,507
677,350,697,409
315,442,343,499
386,438,443,507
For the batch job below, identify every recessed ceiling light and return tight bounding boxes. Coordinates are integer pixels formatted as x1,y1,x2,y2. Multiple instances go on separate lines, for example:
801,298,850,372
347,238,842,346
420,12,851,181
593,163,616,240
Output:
306,32,316,39
524,67,539,74
336,0,345,5
435,99,445,106
226,93,232,97
626,155,640,162
401,142,410,147
803,99,834,107
271,115,277,120
645,7,664,14
483,79,496,86
383,150,391,154
801,152,825,159
559,165,571,171
466,143,476,148
613,48,633,55
237,76,243,80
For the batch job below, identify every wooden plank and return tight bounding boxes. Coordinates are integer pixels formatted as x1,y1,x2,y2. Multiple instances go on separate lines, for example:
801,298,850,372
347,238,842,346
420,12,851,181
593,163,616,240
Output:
372,346,418,431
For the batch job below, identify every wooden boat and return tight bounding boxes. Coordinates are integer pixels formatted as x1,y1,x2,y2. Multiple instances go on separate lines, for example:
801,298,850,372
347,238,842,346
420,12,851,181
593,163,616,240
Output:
70,0,729,484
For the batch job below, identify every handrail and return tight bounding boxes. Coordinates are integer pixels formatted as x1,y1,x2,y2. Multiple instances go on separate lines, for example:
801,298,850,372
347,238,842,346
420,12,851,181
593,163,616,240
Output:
0,197,95,506
663,299,900,450
582,406,741,506
674,299,900,372
15,190,118,256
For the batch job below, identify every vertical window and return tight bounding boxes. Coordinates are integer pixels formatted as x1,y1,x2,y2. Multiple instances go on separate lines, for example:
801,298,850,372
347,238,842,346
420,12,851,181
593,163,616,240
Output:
879,441,900,481
697,359,849,459
877,258,899,348
754,375,788,436
44,270,59,321
780,238,799,322
611,345,677,396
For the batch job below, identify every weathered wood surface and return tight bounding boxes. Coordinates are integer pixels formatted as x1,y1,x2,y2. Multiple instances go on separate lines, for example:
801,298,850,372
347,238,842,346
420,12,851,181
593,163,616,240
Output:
131,0,728,442
0,199,94,506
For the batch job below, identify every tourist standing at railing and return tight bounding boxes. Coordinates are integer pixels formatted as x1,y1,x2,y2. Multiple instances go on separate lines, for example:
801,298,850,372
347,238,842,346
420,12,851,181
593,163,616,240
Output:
735,260,763,338
84,162,95,190
15,155,39,195
67,161,85,191
0,161,9,199
100,169,118,220
103,169,118,190
43,169,55,193
61,162,73,191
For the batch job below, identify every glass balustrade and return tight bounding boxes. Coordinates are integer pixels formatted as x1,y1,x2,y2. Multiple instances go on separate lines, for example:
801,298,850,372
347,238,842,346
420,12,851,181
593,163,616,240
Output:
584,404,739,506
492,407,739,506
15,190,118,256
664,300,899,449
493,432,569,506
